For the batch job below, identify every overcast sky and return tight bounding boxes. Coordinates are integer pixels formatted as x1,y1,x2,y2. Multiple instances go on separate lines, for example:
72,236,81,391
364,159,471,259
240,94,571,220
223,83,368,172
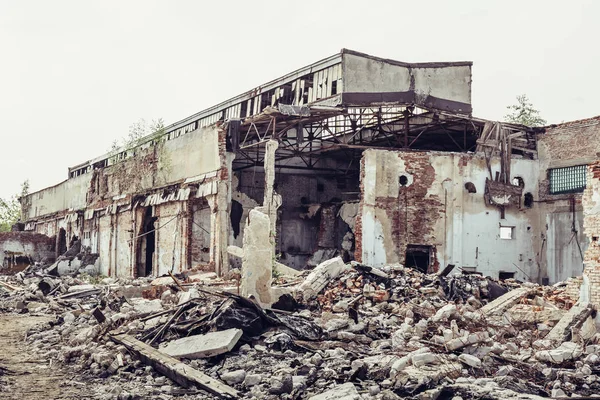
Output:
1,0,598,200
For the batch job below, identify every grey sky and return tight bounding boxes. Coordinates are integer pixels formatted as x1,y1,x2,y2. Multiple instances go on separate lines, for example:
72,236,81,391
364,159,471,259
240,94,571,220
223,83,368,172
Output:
1,0,598,200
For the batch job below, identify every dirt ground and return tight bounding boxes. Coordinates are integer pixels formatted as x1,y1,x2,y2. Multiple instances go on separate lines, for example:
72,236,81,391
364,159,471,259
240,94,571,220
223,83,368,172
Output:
0,314,88,400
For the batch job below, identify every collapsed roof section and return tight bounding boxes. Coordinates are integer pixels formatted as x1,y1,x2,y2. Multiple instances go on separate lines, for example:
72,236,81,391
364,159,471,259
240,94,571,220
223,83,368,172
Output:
69,49,475,177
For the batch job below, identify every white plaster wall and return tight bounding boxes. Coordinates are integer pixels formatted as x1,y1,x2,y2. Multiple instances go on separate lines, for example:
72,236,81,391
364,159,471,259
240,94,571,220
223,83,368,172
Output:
360,149,542,281
97,215,112,276
26,174,92,219
412,66,471,105
545,211,587,283
343,53,411,93
342,53,471,106
157,126,221,185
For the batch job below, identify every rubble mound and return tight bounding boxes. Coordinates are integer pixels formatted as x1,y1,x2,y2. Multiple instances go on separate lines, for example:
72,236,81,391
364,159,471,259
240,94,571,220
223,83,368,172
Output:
0,259,598,399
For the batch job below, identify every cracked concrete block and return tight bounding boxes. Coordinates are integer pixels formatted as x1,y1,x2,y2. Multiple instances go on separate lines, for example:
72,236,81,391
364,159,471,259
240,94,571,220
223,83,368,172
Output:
458,353,482,368
297,256,347,302
477,287,534,317
535,341,583,364
445,331,490,351
308,382,361,400
159,328,243,359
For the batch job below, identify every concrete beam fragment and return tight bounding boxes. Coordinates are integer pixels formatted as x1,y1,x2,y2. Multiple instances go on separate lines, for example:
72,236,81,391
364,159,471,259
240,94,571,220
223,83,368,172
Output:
159,328,243,359
297,257,347,302
476,287,535,317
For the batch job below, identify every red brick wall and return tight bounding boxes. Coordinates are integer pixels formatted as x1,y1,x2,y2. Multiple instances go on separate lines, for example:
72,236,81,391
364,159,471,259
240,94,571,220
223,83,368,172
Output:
582,161,600,304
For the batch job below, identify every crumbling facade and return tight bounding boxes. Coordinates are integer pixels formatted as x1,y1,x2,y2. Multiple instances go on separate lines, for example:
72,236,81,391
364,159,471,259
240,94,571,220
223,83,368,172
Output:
17,49,600,286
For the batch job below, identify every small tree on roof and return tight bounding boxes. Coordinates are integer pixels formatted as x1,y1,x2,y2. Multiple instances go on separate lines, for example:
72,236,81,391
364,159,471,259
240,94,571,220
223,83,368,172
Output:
504,94,546,127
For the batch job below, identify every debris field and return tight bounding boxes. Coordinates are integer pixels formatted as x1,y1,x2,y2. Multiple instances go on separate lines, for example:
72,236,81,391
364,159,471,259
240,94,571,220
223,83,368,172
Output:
1,253,598,400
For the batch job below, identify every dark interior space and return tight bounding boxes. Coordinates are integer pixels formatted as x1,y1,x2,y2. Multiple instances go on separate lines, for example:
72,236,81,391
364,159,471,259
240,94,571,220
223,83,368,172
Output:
405,245,431,273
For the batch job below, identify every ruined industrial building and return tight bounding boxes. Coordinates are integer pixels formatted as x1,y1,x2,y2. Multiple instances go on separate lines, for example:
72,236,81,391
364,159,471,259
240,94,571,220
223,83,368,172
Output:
2,49,600,399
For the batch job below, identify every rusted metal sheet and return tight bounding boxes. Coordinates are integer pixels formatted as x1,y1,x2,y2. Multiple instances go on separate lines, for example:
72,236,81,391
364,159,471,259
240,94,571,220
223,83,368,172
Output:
484,178,523,208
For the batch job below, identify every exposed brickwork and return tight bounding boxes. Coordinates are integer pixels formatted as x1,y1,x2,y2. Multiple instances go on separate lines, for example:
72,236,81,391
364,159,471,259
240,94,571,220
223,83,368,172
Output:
354,156,366,263
581,161,600,305
563,276,583,303
383,152,443,272
538,116,600,203
357,150,445,271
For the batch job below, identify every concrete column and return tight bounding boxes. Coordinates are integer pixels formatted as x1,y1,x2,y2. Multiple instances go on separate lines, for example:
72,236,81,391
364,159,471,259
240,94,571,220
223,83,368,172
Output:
257,140,282,235
240,209,274,307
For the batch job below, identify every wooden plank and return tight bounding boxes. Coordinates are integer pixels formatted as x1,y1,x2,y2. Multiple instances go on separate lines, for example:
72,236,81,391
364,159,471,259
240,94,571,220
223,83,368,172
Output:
111,334,239,399
0,281,21,291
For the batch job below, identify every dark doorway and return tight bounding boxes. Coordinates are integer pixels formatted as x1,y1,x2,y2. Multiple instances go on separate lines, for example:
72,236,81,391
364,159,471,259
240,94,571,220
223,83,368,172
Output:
57,228,67,257
137,207,157,277
405,245,432,273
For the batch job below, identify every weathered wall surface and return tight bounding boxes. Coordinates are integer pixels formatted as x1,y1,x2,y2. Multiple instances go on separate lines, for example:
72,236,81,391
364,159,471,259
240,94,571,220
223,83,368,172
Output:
357,149,541,281
23,124,227,278
582,162,600,305
0,232,55,269
23,174,92,220
535,117,600,283
24,125,221,221
342,52,472,111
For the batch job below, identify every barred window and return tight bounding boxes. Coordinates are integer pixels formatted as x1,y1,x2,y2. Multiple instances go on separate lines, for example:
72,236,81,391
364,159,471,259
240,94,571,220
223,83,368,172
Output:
549,165,587,194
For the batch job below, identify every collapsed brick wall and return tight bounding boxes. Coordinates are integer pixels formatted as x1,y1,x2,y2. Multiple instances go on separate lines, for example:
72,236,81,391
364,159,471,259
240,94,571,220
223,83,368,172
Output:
582,161,600,305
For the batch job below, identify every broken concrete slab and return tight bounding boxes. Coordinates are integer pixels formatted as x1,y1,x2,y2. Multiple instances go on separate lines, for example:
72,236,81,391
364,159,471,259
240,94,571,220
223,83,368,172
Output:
67,284,97,293
477,287,535,317
297,257,347,302
111,333,239,398
535,341,583,364
308,382,361,400
159,328,243,359
458,353,482,368
545,302,595,342
131,299,163,315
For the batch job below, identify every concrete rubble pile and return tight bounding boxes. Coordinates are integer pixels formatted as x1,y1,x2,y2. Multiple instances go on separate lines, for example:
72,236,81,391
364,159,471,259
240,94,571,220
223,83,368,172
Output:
1,257,599,400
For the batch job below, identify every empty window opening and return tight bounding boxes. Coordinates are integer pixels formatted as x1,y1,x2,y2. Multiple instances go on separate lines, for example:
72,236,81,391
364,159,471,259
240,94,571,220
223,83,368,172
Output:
461,266,479,274
399,175,409,186
549,165,587,194
464,182,477,193
405,245,431,273
500,226,514,240
499,271,516,280
524,192,534,208
512,177,525,188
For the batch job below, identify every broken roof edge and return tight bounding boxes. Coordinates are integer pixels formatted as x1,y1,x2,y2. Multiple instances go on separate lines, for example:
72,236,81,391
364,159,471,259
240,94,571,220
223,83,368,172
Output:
340,48,473,68
66,49,474,174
